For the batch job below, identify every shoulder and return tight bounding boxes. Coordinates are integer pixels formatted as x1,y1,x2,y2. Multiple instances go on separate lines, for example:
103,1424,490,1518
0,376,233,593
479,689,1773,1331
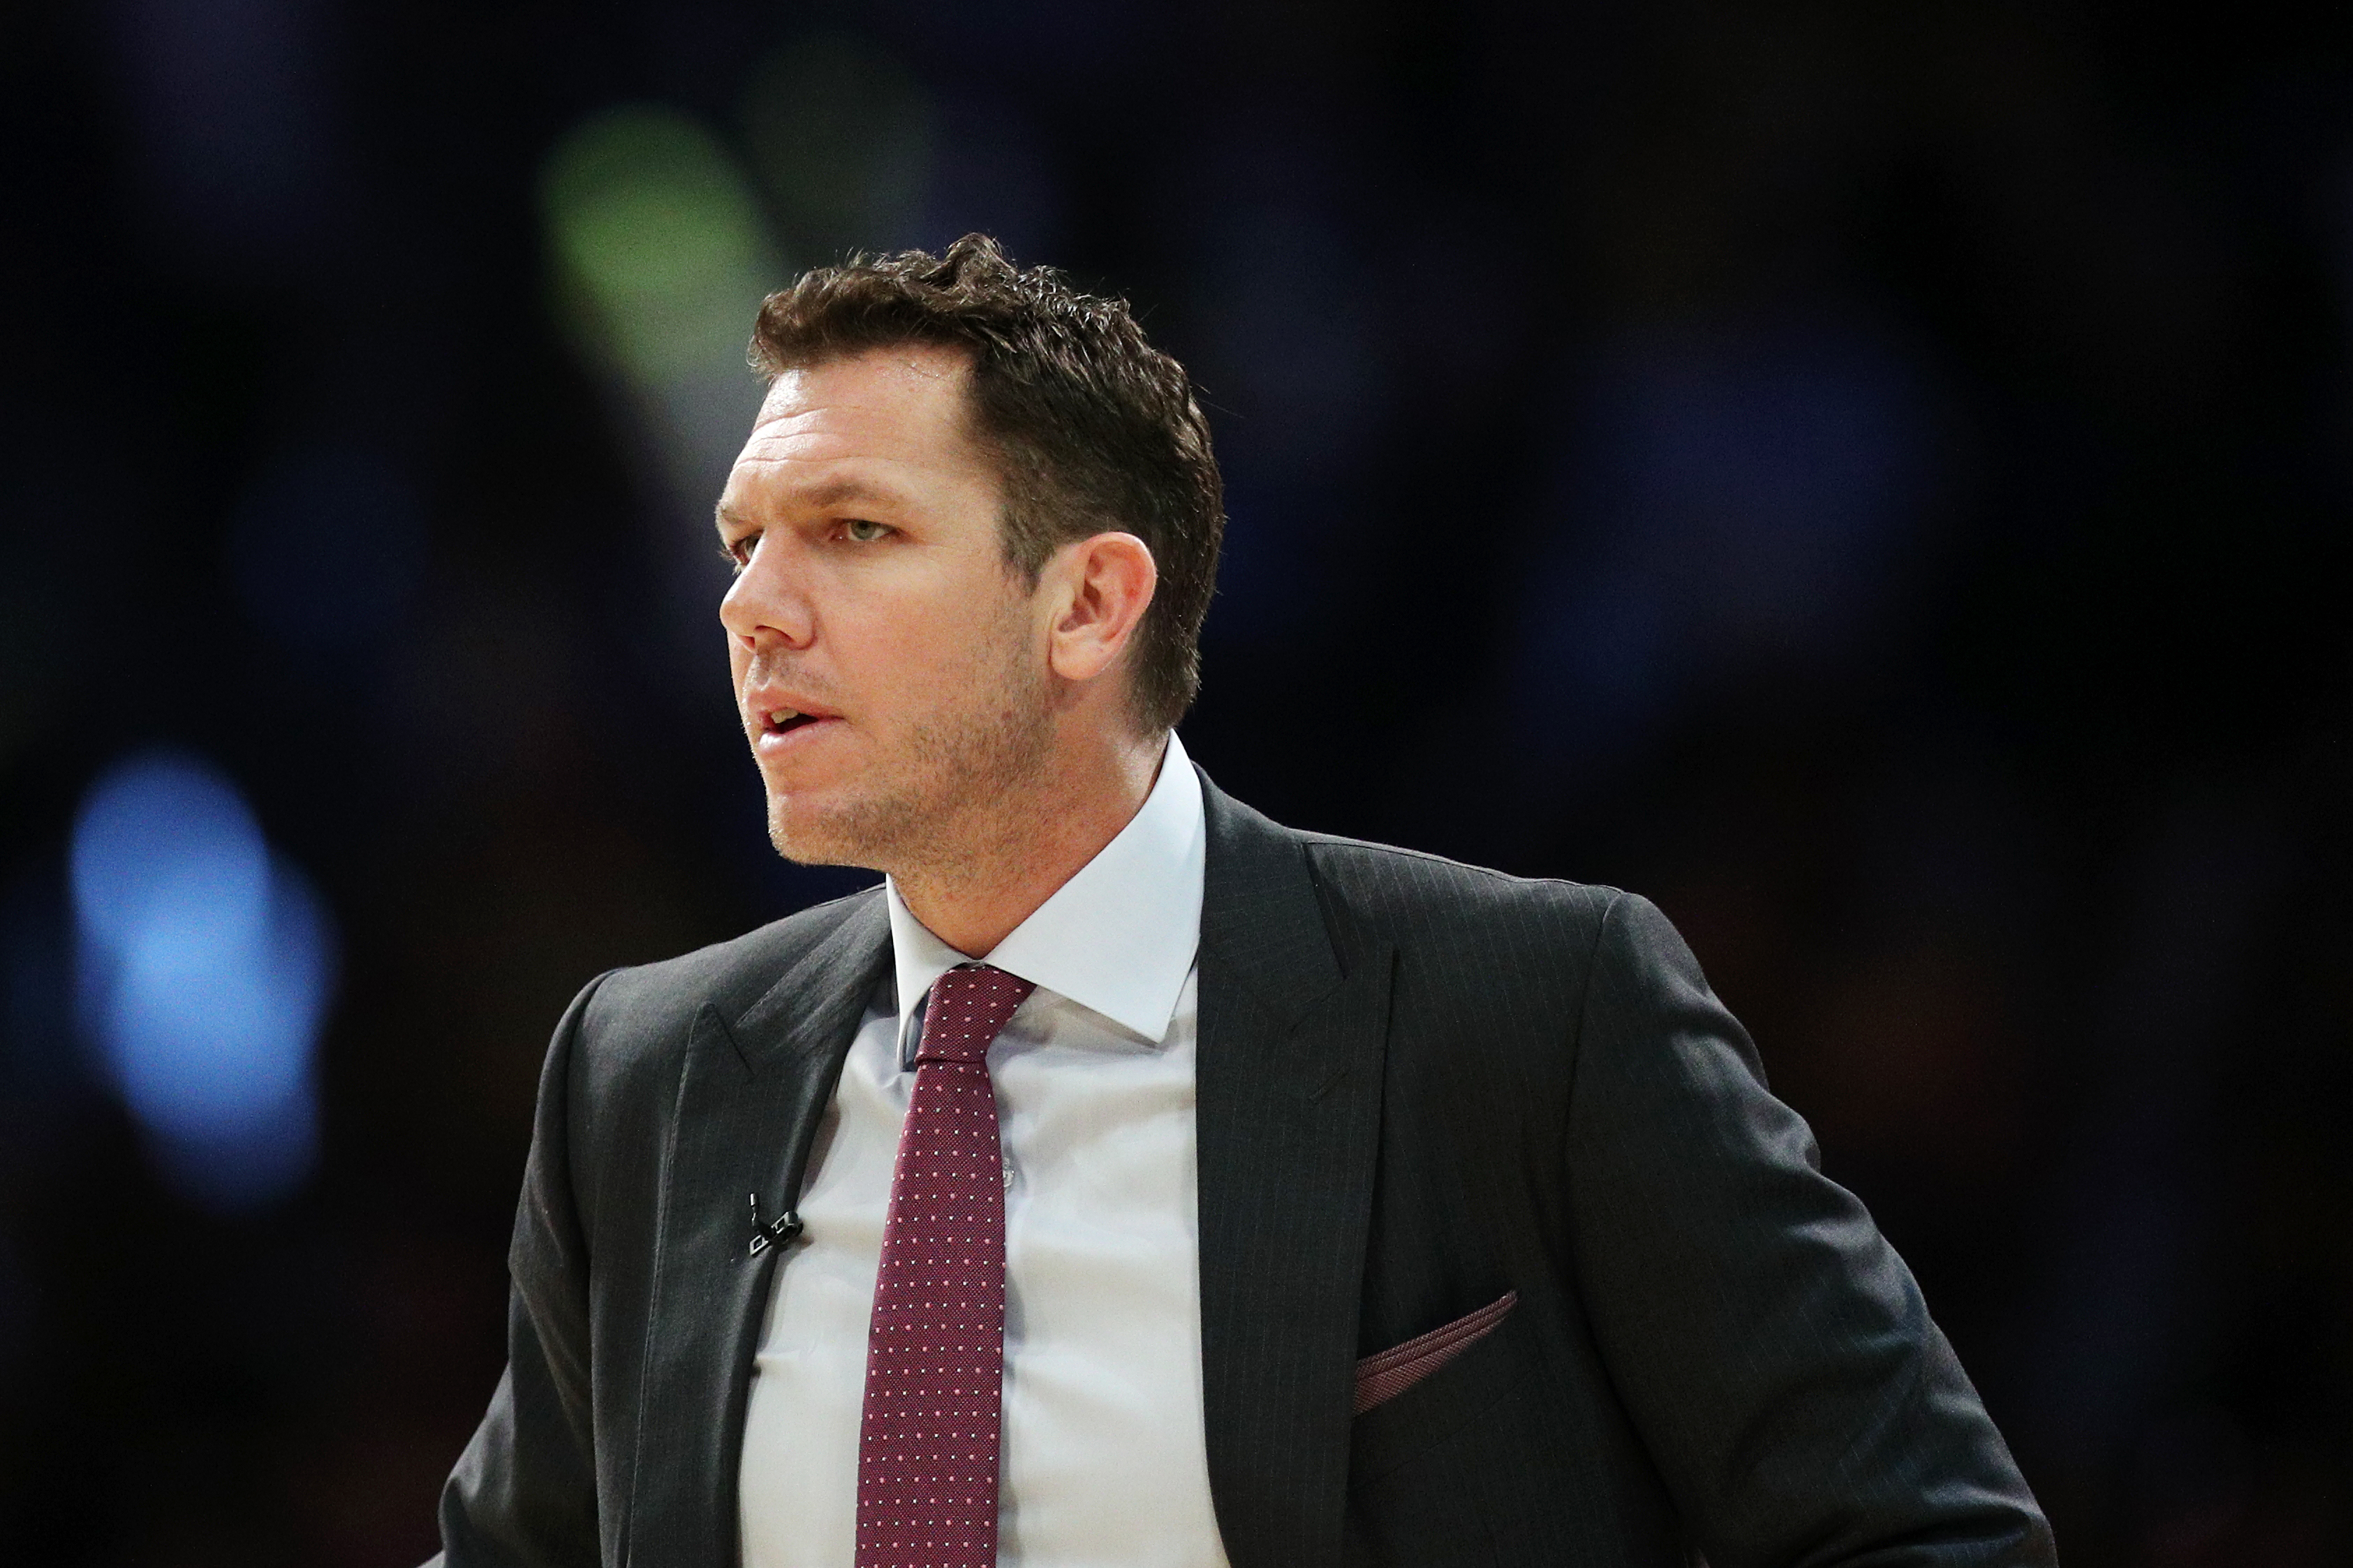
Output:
1260,825,1706,1120
1286,827,1741,1088
1199,770,1650,1007
1295,832,1711,1033
1291,827,1625,954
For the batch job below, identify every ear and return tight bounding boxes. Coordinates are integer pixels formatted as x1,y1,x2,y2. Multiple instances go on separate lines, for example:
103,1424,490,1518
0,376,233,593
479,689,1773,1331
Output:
1042,531,1158,686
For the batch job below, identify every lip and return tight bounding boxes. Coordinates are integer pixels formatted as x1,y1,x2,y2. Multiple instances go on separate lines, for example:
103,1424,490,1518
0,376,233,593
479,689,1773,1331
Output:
754,713,844,757
745,689,846,757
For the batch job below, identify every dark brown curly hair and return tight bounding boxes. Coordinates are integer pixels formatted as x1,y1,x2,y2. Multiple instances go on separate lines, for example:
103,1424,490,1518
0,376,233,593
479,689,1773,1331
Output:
748,234,1223,734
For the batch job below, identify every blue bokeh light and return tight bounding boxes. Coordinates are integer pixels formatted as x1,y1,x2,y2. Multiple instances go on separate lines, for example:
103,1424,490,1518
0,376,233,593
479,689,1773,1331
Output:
68,750,337,1213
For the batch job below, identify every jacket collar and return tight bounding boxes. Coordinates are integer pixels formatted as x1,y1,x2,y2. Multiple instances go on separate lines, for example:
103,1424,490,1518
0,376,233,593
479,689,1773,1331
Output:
735,889,892,1068
1196,765,1346,1030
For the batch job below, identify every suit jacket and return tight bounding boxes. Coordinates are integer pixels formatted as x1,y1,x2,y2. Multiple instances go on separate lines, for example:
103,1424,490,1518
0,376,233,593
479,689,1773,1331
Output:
437,771,2058,1568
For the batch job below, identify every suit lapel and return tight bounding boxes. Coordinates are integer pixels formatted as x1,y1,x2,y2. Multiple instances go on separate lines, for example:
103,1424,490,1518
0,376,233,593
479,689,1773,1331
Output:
625,892,892,1568
1195,776,1394,1568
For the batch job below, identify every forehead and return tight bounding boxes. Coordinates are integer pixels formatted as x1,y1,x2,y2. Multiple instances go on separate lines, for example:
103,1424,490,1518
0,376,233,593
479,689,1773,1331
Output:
725,343,985,508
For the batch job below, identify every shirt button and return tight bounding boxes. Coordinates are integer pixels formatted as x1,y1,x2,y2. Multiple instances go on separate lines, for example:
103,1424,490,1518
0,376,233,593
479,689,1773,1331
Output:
1001,1155,1014,1191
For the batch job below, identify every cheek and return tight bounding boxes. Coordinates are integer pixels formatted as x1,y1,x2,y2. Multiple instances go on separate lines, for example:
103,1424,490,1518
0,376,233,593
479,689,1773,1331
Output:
860,588,1006,677
854,620,963,710
827,563,1038,721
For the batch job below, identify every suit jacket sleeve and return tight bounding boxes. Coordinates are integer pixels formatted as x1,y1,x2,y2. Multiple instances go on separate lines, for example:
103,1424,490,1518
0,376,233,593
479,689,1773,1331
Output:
435,971,614,1568
1566,893,2056,1567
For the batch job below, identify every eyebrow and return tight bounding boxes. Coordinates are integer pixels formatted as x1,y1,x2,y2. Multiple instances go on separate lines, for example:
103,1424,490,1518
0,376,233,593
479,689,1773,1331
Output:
714,477,906,535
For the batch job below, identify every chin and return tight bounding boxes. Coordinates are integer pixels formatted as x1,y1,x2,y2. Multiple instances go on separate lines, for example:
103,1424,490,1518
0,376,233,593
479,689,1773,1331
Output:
765,790,894,872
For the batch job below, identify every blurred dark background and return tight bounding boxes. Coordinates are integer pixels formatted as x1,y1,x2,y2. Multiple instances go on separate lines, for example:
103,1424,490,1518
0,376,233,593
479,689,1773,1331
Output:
3,1,2350,1562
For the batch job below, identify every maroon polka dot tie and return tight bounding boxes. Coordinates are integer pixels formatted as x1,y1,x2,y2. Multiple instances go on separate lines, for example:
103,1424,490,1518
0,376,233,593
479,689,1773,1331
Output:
855,962,1035,1568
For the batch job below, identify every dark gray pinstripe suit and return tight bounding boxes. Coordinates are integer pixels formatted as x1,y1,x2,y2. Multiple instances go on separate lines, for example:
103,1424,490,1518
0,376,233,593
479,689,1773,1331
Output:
436,769,2057,1568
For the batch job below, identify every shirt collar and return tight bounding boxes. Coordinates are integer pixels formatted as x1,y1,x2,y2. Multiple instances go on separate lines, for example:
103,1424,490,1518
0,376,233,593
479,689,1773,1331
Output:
885,731,1205,1056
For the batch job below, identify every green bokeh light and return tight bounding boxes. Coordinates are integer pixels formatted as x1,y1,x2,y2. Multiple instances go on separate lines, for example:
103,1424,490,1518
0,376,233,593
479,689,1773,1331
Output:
540,104,783,385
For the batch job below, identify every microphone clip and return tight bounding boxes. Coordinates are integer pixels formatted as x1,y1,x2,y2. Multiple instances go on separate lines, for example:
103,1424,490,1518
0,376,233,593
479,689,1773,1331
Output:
747,1192,804,1259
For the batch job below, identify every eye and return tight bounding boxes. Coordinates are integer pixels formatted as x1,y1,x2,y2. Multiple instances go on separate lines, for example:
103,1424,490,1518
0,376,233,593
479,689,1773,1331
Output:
842,518,893,543
721,531,760,572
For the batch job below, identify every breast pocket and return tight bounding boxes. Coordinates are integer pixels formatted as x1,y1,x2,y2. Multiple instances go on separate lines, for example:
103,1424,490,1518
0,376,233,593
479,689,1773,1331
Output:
1344,1292,1540,1567
1346,1289,1688,1568
1355,1291,1518,1415
1349,1292,1521,1488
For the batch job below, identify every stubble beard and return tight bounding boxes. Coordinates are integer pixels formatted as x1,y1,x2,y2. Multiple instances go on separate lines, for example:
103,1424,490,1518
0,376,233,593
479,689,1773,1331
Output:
762,614,1056,883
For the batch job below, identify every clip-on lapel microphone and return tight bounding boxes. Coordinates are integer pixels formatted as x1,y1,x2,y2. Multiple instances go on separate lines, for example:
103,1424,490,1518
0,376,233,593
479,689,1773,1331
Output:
748,1192,804,1258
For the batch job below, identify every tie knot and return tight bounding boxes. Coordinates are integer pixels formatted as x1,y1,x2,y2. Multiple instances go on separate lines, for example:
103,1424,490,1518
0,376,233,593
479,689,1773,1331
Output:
914,963,1035,1067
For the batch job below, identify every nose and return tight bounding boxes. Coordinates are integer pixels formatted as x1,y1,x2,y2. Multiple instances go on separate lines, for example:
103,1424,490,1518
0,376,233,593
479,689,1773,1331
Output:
719,534,814,650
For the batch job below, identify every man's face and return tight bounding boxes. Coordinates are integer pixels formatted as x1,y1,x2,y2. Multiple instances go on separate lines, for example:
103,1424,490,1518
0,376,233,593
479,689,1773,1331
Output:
716,343,1053,872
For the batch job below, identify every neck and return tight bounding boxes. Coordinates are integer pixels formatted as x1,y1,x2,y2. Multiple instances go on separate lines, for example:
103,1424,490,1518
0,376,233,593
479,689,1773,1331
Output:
893,727,1167,957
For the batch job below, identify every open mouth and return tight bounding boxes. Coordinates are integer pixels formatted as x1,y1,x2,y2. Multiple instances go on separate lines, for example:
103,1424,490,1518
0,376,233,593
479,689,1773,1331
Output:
762,707,826,737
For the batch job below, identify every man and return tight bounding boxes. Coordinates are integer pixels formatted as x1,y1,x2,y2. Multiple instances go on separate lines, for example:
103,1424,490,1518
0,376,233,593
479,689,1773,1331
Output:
436,235,2057,1568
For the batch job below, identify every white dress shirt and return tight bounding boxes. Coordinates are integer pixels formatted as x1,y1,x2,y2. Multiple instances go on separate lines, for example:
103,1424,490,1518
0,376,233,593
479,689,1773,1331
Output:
739,732,1230,1568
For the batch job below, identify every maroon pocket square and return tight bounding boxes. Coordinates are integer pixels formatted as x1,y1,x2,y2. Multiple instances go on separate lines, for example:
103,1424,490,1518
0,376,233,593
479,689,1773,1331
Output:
1352,1290,1519,1415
